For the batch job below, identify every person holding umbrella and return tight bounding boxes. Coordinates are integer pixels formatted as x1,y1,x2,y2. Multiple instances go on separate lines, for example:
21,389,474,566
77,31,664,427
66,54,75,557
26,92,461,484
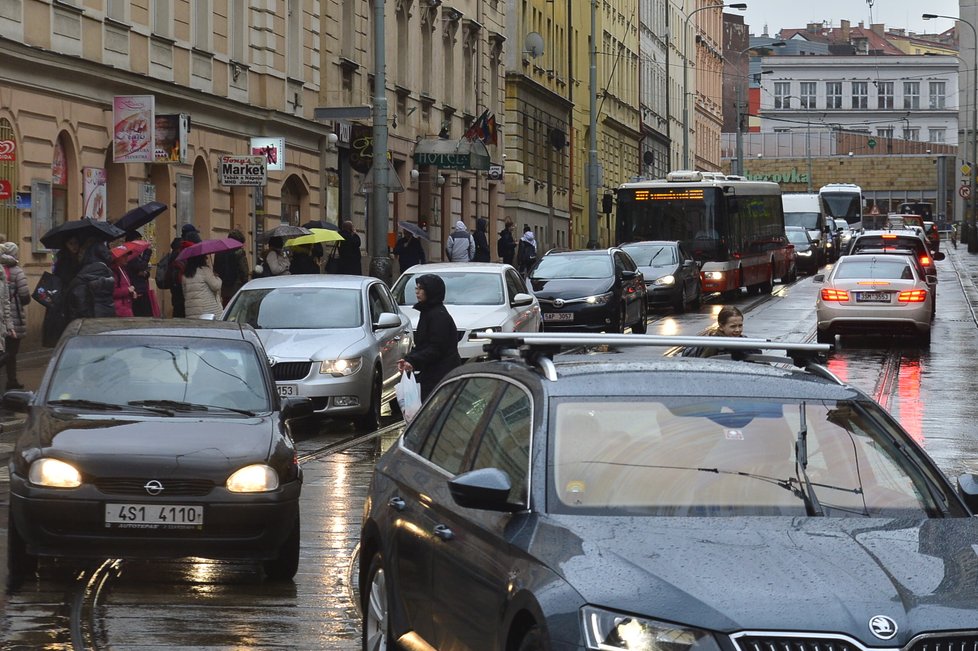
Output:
263,236,291,277
66,237,116,322
182,253,222,319
393,228,426,274
121,235,154,316
110,247,136,318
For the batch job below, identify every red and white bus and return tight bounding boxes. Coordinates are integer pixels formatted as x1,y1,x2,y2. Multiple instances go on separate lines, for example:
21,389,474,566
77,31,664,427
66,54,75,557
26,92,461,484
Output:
616,171,794,296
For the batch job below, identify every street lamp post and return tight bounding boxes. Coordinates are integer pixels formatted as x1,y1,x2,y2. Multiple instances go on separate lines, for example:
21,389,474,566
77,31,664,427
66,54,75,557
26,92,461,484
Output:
683,2,747,170
733,42,783,177
924,13,977,251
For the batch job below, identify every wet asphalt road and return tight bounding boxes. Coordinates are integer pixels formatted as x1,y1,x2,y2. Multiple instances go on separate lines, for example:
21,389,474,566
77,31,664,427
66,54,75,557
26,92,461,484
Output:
2,244,978,649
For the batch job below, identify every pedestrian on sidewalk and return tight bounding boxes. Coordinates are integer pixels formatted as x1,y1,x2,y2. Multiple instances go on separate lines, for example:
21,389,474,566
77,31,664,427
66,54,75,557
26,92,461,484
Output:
446,220,475,262
0,241,29,389
497,219,516,266
182,254,223,319
473,218,491,262
338,221,363,274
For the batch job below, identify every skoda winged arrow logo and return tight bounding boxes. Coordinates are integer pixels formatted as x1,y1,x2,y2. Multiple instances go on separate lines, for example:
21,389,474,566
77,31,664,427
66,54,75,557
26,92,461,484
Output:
143,480,165,496
869,615,898,640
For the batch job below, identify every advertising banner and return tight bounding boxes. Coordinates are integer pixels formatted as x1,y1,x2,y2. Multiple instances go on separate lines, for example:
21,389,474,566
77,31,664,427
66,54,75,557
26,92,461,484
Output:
155,113,189,163
250,137,285,172
0,140,15,162
113,95,155,163
218,155,267,186
82,167,107,220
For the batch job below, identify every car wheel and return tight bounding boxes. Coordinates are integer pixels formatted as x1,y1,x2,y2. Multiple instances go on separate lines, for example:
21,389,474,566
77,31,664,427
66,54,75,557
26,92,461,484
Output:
7,512,37,587
362,552,392,651
633,303,648,334
263,514,300,581
816,329,833,345
760,264,774,294
517,626,545,651
673,285,687,314
355,369,382,432
690,285,702,309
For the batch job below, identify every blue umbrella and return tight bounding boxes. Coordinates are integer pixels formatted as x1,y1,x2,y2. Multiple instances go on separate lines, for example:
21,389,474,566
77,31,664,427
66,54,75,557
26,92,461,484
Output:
399,221,430,241
112,201,168,233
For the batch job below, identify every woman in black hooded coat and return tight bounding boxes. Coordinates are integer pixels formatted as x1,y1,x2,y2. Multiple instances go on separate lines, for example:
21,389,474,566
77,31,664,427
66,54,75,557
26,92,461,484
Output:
65,238,116,322
398,274,461,400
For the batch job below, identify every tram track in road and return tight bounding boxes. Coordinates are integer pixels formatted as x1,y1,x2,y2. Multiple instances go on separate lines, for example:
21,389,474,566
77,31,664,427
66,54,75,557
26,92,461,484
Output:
66,559,122,651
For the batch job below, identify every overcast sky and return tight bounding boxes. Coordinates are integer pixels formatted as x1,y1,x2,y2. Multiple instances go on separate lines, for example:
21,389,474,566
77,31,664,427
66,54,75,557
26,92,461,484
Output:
739,0,961,38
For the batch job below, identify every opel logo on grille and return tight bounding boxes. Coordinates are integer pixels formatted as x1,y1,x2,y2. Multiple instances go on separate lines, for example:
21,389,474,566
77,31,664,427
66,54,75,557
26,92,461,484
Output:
553,299,565,308
869,615,898,640
143,480,165,496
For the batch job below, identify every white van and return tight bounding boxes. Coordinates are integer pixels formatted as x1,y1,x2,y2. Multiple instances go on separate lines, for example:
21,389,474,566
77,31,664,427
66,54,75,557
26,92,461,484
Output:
781,193,830,265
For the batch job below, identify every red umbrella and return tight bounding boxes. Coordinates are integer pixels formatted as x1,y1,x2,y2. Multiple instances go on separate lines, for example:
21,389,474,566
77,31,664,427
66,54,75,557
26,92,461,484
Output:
176,237,244,262
111,239,151,260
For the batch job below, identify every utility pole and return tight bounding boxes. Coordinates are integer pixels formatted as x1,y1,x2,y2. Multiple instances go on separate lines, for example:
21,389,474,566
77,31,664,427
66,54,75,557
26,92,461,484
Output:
368,0,392,284
587,0,599,248
735,82,744,175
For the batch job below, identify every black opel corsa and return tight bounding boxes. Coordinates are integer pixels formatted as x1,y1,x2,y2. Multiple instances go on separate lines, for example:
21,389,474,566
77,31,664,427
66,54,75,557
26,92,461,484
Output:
6,318,312,585
360,332,978,651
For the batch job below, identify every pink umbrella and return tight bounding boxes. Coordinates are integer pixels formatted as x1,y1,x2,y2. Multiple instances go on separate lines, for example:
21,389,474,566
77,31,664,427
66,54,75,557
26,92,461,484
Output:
176,237,244,262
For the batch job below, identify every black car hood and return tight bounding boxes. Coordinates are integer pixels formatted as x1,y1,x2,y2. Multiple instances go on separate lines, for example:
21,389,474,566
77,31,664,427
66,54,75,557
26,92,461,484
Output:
530,277,613,298
636,264,679,282
536,515,978,642
27,410,276,475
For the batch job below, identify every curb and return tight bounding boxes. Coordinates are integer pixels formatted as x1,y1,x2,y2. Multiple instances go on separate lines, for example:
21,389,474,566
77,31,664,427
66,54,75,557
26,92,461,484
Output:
947,246,978,327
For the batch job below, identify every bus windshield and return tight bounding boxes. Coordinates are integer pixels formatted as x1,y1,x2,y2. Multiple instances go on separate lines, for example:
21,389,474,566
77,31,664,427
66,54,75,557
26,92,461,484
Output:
820,192,861,223
616,188,724,261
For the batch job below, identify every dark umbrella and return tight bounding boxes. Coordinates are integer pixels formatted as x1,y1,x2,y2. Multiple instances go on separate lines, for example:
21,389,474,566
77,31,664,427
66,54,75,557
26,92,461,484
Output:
40,217,126,250
176,237,244,262
399,221,431,241
259,224,312,241
303,220,339,231
112,201,168,233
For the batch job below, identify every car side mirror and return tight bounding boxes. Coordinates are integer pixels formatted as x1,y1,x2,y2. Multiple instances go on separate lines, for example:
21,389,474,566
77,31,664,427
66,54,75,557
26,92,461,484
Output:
812,274,825,283
280,396,314,420
620,270,638,280
927,275,938,285
933,251,946,261
957,473,978,512
682,259,695,268
374,312,402,330
511,292,534,307
2,389,33,413
448,467,522,513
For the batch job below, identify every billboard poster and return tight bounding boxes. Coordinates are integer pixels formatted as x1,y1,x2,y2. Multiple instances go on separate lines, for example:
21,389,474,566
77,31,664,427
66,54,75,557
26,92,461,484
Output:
218,155,267,186
113,95,155,163
155,113,189,163
250,136,285,172
82,167,107,220
0,140,15,162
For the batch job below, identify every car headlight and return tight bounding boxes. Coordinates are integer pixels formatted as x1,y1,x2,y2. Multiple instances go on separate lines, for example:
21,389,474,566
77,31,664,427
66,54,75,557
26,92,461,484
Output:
797,249,813,256
653,275,676,287
319,357,363,377
468,327,499,341
29,458,82,488
582,607,723,651
585,292,614,305
703,271,724,280
226,464,280,493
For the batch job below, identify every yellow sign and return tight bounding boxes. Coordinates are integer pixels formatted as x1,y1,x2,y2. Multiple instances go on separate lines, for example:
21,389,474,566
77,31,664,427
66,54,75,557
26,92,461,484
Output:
963,164,972,176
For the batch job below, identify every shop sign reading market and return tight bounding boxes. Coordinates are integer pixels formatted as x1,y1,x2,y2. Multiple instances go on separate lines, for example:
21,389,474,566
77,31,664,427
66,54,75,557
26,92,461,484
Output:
218,155,267,186
741,168,810,184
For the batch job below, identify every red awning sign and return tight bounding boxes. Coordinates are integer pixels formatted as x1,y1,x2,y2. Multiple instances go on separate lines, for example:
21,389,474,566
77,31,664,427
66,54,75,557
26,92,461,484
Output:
0,179,11,200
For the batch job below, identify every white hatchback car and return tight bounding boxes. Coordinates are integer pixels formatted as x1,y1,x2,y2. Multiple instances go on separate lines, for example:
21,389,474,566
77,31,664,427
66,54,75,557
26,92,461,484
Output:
814,254,933,346
390,262,542,360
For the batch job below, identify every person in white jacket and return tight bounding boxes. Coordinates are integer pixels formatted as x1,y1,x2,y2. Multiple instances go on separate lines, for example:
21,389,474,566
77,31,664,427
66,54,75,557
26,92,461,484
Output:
182,255,223,318
445,220,475,262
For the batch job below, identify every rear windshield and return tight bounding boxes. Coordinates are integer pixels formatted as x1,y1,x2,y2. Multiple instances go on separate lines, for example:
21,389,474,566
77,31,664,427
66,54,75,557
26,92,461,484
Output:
852,237,924,254
834,258,914,280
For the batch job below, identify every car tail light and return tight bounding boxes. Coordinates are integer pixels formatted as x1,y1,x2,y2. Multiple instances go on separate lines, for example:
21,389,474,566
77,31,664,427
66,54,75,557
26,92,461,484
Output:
882,234,897,239
821,288,849,301
920,256,932,266
898,289,927,303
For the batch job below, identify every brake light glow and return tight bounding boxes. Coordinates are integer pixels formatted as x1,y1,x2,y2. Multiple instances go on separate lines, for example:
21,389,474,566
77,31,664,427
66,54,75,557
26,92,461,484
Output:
920,256,932,266
882,234,897,239
821,288,850,301
898,289,927,303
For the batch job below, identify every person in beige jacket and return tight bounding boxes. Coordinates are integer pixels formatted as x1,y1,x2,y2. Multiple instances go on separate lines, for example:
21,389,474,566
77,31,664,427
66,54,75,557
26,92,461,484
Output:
181,254,223,318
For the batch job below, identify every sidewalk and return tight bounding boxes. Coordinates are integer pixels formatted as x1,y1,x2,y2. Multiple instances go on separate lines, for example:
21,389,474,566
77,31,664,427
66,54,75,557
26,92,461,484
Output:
944,241,978,325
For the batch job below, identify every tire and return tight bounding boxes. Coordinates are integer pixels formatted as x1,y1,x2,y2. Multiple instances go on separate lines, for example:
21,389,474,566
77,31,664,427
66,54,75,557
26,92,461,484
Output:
355,369,382,432
760,263,774,294
362,552,392,651
517,626,545,651
673,285,687,314
263,514,300,581
816,329,833,344
633,303,648,334
7,513,37,588
690,285,702,309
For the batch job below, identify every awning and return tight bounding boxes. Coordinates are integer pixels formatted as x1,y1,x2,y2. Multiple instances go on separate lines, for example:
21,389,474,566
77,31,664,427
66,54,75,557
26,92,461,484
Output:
412,138,490,170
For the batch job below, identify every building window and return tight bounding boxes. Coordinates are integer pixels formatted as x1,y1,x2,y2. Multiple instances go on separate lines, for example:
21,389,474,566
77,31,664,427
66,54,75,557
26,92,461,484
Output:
800,82,816,109
929,128,946,142
193,0,211,51
903,82,920,109
826,81,842,109
153,0,171,38
903,127,920,141
287,0,301,79
929,81,946,109
851,81,868,109
877,127,894,139
106,0,126,21
877,81,894,109
774,82,791,109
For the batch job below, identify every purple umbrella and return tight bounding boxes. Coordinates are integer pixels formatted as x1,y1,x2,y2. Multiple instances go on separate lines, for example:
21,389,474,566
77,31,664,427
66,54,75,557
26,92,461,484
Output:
176,237,244,262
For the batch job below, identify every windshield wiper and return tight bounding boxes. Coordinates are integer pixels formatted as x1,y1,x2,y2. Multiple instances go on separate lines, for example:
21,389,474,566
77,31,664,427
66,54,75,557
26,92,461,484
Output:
795,403,824,516
48,398,125,411
128,399,256,417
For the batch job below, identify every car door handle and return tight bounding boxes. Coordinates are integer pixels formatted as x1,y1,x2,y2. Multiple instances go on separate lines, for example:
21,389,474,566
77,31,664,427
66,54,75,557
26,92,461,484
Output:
388,497,406,511
433,524,454,541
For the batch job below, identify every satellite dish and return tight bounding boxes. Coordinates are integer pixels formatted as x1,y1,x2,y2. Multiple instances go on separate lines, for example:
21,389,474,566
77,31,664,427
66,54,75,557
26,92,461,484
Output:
524,32,545,59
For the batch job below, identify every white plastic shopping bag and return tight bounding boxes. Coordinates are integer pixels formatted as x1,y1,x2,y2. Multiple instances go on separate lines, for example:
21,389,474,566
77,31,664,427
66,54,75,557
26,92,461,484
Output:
395,370,422,423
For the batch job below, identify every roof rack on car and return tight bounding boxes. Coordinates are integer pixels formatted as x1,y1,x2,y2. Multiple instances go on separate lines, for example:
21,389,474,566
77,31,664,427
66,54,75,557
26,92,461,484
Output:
482,332,830,380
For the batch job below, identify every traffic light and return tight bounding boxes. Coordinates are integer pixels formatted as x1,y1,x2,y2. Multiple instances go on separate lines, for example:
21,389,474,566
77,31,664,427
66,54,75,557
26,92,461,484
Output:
602,193,614,215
